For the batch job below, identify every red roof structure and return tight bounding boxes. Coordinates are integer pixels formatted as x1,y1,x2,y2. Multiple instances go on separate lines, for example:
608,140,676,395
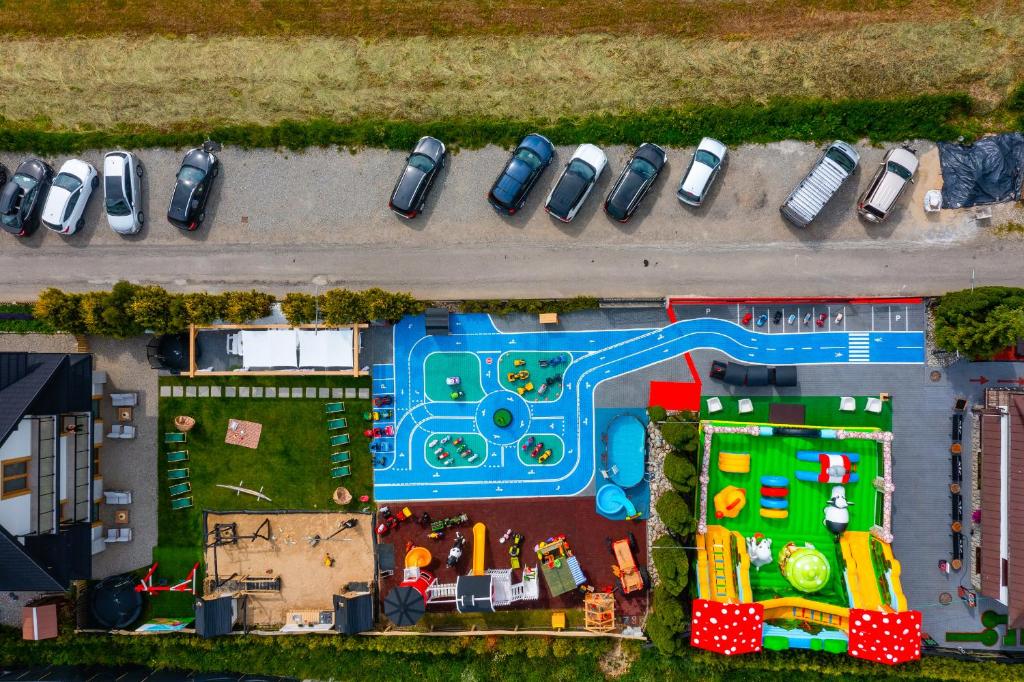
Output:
690,599,764,655
848,609,921,665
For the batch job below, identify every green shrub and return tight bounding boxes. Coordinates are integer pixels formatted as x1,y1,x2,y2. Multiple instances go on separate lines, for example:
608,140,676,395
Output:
0,303,54,334
321,288,365,325
221,290,275,324
461,296,599,315
280,292,319,325
33,288,86,334
647,405,667,423
79,281,143,338
655,490,695,538
361,287,425,322
182,292,225,325
652,535,690,597
934,286,1024,358
664,455,697,494
644,585,689,656
659,418,699,456
128,285,183,334
0,94,974,153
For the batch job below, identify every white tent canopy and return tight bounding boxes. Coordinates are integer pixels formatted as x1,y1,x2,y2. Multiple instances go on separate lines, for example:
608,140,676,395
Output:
297,329,353,369
239,329,298,369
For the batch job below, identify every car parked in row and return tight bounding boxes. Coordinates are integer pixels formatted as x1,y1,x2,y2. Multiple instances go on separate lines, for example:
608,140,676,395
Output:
487,133,554,215
604,143,667,222
167,142,220,231
103,151,145,235
389,136,446,219
544,144,607,223
41,159,98,235
857,145,918,224
0,158,52,237
780,140,859,228
677,137,727,207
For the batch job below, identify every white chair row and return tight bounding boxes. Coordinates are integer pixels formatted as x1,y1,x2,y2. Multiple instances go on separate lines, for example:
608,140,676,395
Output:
104,528,132,543
107,424,137,439
840,396,884,413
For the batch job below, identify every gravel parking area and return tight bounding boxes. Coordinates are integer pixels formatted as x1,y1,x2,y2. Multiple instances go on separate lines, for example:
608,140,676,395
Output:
0,141,1021,298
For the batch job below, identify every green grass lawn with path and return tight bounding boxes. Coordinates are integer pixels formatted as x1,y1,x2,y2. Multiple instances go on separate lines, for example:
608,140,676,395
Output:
424,352,484,402
498,351,567,402
150,375,372,618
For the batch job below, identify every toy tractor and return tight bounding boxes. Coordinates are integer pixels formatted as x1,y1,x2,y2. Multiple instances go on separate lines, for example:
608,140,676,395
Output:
508,532,524,569
607,533,648,595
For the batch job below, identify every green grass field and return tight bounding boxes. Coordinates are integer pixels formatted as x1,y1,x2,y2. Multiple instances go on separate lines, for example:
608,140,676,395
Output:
705,429,880,607
150,376,372,617
701,395,893,431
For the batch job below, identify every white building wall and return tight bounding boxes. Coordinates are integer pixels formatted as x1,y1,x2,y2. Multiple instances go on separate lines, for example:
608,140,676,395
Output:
0,418,35,536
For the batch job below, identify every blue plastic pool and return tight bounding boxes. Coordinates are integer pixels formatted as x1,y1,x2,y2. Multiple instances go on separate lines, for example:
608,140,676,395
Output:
607,415,646,488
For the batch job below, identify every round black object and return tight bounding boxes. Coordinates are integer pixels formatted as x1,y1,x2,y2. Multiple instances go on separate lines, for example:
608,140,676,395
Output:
90,574,143,629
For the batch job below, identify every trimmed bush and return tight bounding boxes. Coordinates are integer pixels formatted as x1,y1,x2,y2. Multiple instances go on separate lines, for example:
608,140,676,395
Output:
655,490,695,538
659,417,699,456
461,296,600,316
280,293,319,325
321,288,365,325
34,288,87,335
652,535,690,597
645,585,689,656
182,292,226,326
221,290,275,324
361,287,425,322
664,455,697,494
80,282,144,338
647,405,668,423
934,287,1024,359
128,285,182,334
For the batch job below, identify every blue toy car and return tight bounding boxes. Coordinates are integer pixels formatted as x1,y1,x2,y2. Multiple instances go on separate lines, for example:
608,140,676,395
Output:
756,314,769,327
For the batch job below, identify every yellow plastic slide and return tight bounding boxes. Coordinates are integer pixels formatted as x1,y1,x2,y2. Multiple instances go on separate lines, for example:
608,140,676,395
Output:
730,530,753,603
696,525,752,603
761,597,850,632
880,540,908,611
472,522,486,576
839,531,888,611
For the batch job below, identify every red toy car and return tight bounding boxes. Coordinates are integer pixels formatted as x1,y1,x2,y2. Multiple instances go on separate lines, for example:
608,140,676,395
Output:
373,395,394,407
531,442,544,457
741,312,753,325
816,313,828,327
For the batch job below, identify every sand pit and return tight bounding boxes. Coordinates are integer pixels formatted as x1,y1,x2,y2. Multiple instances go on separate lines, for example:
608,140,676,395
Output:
204,511,374,626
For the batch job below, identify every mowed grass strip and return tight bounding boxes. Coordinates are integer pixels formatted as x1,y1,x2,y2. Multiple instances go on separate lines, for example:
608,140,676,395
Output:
2,17,1021,131
0,0,993,39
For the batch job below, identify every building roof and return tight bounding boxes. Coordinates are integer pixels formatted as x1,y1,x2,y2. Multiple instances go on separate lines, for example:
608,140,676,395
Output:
979,393,1024,628
195,596,237,638
0,526,64,592
0,352,92,450
333,593,374,634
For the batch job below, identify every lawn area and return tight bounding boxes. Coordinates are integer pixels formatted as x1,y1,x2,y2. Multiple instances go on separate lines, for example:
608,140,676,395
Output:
151,376,372,617
419,607,584,631
701,395,893,431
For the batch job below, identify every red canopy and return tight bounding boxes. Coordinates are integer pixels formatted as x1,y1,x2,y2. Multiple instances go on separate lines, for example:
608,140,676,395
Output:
690,599,764,655
848,609,922,665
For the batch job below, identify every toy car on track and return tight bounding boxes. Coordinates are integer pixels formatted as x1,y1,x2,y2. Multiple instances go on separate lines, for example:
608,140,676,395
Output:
608,533,648,595
373,395,394,407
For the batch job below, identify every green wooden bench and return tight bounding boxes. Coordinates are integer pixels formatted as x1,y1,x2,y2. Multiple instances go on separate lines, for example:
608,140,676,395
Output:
324,402,345,414
327,418,348,431
164,432,187,444
330,451,351,464
330,433,350,447
167,468,190,480
331,465,351,478
169,482,191,497
171,496,193,510
167,450,189,463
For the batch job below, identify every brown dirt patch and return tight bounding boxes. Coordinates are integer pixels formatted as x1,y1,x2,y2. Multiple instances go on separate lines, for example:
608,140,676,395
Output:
204,511,374,626
378,498,649,626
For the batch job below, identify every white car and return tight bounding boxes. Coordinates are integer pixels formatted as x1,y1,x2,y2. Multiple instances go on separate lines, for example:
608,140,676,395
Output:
41,159,98,234
103,151,145,234
677,137,727,207
544,144,608,222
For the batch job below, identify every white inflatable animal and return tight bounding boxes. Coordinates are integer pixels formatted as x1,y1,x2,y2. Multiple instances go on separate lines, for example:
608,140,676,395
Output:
823,485,852,536
746,534,773,571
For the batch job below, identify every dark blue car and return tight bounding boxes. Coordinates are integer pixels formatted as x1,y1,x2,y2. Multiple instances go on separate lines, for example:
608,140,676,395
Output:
487,133,555,214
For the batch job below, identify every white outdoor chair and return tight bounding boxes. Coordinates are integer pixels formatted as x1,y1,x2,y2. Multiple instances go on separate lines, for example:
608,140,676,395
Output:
600,470,610,480
865,397,883,414
107,424,123,439
706,397,723,413
226,333,241,355
121,425,137,440
737,398,754,414
103,491,132,505
104,528,119,543
117,528,133,542
839,396,856,412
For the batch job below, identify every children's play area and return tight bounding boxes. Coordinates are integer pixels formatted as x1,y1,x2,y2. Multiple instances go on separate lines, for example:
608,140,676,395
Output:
693,410,921,664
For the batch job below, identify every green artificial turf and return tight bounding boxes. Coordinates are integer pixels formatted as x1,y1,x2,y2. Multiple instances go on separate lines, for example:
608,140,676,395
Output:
423,352,484,402
703,427,880,608
701,395,893,430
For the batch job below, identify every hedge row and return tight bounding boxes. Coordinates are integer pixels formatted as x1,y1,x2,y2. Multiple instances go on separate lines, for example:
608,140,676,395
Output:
0,303,53,333
33,283,424,338
460,296,600,315
933,286,1024,359
0,94,975,154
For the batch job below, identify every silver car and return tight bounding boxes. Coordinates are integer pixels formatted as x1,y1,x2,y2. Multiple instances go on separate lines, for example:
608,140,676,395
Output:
857,146,918,223
103,151,145,235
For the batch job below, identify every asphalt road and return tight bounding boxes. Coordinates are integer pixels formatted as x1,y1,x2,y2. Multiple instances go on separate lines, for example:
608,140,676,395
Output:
0,141,1019,298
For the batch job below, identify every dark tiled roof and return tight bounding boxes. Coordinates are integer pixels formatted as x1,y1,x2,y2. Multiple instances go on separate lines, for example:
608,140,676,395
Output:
0,352,92,450
980,411,1003,599
0,526,63,592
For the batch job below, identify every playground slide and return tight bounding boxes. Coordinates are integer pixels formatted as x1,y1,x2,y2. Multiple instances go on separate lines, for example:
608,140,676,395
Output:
839,532,887,611
472,522,486,576
695,533,712,600
879,540,908,612
698,525,745,603
730,530,754,603
760,597,850,632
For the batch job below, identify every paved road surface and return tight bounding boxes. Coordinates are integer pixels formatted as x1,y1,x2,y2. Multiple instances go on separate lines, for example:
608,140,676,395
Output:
0,142,1019,298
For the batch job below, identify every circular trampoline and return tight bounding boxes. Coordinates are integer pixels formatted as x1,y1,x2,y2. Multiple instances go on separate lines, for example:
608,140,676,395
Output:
90,574,143,629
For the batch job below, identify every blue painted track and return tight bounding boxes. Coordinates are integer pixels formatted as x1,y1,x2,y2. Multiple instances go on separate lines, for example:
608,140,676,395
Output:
373,314,924,502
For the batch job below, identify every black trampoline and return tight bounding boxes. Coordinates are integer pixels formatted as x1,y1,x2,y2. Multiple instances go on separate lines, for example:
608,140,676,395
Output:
147,333,194,374
90,574,143,629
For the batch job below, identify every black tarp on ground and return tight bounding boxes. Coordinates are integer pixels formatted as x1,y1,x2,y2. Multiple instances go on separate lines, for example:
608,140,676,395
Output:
939,133,1024,208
